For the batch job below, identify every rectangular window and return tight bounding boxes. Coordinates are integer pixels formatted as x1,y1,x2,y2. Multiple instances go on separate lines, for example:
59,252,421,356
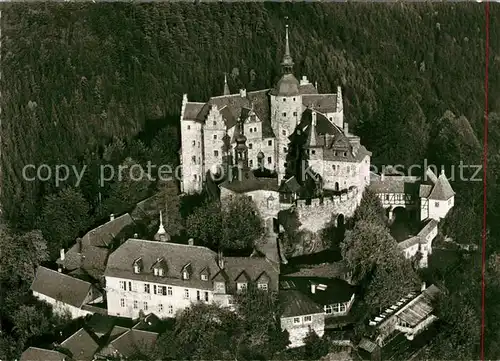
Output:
250,128,253,133
283,147,287,153
324,305,332,314
282,112,286,117
144,284,150,294
153,285,157,295
248,143,253,149
213,121,216,126
268,140,272,146
184,289,189,299
215,282,225,294
213,134,217,140
294,112,298,116
198,142,200,148
435,202,439,207
191,156,196,164
187,125,191,130
311,150,316,155
258,283,268,291
119,281,126,290
120,299,125,308
214,150,219,157
333,304,340,313
282,130,287,136
254,127,257,132
237,283,248,292
168,286,173,296
194,174,197,181
267,157,272,164
201,274,208,281
158,304,163,312
159,286,167,296
168,305,173,314
197,291,201,301
385,195,390,200
304,315,312,323
293,317,301,324
448,199,451,205
249,160,253,167
192,140,195,146
133,300,138,309
128,282,132,291
205,292,209,302
143,302,148,311
340,304,347,312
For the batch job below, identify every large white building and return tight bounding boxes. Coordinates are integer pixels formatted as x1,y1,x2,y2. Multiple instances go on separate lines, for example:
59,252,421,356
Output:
104,229,280,319
180,24,350,194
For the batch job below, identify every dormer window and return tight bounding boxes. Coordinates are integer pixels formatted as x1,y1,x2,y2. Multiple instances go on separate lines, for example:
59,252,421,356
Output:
200,267,210,281
237,282,248,292
152,257,167,277
182,263,192,280
133,258,143,274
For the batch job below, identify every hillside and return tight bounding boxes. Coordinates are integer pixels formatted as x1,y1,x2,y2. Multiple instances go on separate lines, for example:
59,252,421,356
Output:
1,2,499,230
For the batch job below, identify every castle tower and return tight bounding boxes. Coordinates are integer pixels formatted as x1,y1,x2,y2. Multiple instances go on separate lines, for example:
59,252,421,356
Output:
270,23,303,185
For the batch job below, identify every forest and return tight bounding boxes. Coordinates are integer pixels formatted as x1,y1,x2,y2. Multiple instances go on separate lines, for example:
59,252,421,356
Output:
1,2,499,360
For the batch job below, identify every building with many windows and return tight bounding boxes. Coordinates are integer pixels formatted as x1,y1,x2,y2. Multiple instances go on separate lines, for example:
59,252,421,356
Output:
104,227,280,319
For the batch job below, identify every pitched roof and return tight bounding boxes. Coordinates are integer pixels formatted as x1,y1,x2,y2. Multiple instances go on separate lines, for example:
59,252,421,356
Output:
109,329,158,358
369,175,420,194
105,239,219,290
281,276,355,305
219,256,280,293
419,184,433,198
182,102,205,121
302,94,337,113
31,267,92,308
132,313,162,332
298,83,318,95
279,176,301,193
20,347,70,361
60,328,99,361
84,213,135,248
85,314,119,337
428,172,455,201
280,289,323,318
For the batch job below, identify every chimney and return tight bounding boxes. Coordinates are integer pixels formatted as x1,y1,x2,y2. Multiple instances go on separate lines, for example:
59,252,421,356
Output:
315,81,318,90
133,233,138,238
58,267,62,273
440,167,445,176
311,283,316,294
217,250,225,269
188,238,194,246
110,213,115,221
239,89,247,98
421,282,427,292
60,248,65,261
182,93,188,105
344,122,349,135
300,75,309,85
381,173,385,182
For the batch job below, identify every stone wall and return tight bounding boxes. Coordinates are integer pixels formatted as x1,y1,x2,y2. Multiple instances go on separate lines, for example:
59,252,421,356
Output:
281,312,325,348
295,187,360,233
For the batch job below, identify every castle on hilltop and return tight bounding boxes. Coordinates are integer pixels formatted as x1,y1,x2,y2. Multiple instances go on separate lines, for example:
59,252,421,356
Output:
179,24,368,198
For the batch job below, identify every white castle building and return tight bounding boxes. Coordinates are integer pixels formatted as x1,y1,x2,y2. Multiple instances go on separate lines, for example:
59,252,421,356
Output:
180,24,351,195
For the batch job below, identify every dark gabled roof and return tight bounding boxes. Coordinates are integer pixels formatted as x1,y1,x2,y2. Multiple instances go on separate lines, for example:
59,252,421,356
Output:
20,347,70,361
85,314,118,336
60,328,99,361
279,176,301,193
280,289,323,318
182,102,205,121
419,184,433,198
429,172,455,201
105,239,218,291
221,256,280,293
298,83,318,95
84,213,135,248
132,314,162,332
281,276,355,305
256,271,270,282
302,94,337,113
31,267,92,308
234,270,251,282
297,108,341,136
109,329,159,358
212,269,229,282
